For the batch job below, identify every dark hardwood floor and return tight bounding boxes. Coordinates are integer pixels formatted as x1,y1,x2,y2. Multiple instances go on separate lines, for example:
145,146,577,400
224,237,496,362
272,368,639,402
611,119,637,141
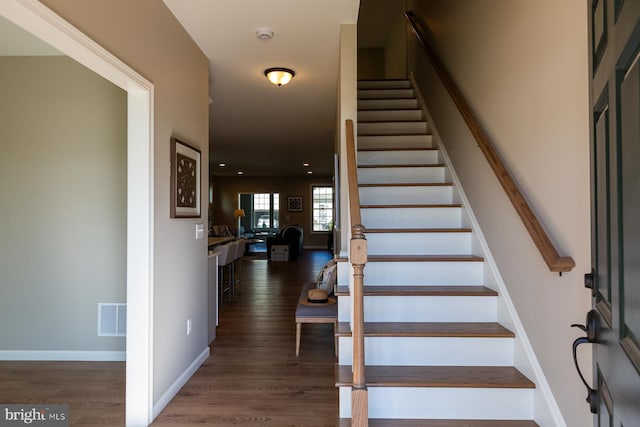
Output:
153,249,337,426
0,250,338,426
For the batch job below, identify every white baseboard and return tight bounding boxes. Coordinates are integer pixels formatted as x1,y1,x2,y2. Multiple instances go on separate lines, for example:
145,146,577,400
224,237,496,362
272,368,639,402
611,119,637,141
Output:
152,346,210,420
0,350,126,361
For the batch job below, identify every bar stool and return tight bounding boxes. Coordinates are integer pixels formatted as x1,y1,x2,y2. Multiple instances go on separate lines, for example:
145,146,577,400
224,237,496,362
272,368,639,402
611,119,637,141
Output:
224,241,239,300
216,243,233,304
234,238,247,287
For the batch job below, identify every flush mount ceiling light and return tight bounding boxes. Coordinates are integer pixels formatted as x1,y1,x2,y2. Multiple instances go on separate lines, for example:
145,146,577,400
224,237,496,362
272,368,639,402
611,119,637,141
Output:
264,67,295,87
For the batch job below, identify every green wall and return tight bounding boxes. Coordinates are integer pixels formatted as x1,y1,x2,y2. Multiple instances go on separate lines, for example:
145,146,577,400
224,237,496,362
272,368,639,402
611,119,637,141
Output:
0,56,127,354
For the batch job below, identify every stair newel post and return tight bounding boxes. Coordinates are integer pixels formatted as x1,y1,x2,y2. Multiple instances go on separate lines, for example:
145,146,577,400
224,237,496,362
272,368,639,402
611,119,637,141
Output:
345,118,368,425
350,224,368,426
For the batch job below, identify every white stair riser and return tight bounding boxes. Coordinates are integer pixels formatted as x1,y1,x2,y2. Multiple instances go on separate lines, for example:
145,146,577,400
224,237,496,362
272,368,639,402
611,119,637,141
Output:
358,80,411,89
339,387,534,419
358,88,414,99
363,261,483,285
337,261,351,286
367,233,471,255
361,207,461,228
359,185,453,205
358,134,433,149
338,337,514,366
338,296,497,322
359,121,428,135
358,167,445,184
338,81,540,423
359,109,423,122
358,150,439,166
358,98,419,110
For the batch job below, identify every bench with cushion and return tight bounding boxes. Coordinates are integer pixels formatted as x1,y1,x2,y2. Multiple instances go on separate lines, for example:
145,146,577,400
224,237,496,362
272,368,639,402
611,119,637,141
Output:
295,281,338,357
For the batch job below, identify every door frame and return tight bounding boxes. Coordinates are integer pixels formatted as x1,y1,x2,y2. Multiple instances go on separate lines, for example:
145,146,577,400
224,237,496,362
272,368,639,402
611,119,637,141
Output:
0,0,155,425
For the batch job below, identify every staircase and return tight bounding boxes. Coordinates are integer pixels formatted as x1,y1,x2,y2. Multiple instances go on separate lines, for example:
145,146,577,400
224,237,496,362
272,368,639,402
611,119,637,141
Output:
336,80,540,426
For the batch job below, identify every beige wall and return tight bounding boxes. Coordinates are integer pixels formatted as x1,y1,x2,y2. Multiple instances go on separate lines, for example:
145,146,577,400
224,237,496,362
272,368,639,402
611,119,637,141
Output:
383,3,407,79
337,23,358,257
0,56,126,353
40,0,210,406
213,175,333,249
357,47,384,80
407,1,591,425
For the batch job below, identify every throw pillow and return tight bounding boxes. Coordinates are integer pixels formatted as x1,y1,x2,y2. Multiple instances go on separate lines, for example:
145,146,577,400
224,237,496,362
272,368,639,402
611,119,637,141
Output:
317,261,337,295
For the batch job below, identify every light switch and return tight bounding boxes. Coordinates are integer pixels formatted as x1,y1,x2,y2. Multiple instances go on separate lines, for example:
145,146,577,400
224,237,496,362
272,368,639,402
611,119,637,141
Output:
195,223,204,239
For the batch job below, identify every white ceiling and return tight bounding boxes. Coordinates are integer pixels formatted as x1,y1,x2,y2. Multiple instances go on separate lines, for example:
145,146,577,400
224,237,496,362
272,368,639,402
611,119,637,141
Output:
1,3,373,178
163,0,360,177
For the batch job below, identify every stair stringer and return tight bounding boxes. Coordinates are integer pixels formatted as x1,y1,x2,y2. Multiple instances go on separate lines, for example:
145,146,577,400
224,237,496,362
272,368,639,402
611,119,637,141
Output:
411,73,566,427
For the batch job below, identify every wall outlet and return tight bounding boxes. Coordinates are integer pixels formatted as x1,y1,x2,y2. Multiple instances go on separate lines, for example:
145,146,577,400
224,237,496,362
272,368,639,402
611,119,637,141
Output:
186,318,192,336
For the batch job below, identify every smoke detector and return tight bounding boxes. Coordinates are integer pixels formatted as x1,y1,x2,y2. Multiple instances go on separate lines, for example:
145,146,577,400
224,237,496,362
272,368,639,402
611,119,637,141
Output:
256,28,274,41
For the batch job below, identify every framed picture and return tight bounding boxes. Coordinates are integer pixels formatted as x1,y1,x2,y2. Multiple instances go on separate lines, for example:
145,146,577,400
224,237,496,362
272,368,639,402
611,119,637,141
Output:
170,138,201,218
287,196,303,212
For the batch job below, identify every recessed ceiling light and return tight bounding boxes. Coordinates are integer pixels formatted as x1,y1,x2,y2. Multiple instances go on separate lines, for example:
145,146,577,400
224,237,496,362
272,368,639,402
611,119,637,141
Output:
218,162,226,167
307,171,313,175
237,171,244,175
303,162,310,167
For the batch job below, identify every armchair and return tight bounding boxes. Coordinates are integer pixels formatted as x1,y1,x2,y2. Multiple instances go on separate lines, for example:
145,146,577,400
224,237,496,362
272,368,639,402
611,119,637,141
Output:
267,224,303,260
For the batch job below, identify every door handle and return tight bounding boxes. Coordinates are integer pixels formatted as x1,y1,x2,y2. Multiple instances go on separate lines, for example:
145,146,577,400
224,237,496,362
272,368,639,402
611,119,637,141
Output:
571,309,598,414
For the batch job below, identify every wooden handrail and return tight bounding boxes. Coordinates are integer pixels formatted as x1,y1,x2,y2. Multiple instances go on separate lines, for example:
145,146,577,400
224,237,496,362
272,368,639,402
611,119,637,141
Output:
405,11,575,273
345,119,368,426
346,120,362,227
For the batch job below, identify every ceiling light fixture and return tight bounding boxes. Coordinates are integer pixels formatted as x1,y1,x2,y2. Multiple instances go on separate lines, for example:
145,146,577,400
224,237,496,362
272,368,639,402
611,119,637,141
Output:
264,67,295,87
303,162,310,167
218,162,226,167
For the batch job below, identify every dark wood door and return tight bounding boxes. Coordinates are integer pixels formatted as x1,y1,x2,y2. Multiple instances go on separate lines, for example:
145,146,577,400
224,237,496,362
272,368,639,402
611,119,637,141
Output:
589,0,640,425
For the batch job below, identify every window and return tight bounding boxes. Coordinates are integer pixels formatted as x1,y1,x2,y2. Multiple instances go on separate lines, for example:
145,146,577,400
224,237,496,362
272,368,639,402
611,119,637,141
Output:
239,192,279,233
312,186,333,232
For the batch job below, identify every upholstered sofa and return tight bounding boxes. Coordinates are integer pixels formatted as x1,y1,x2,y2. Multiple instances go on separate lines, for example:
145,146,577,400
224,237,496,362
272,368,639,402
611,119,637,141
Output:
267,224,303,260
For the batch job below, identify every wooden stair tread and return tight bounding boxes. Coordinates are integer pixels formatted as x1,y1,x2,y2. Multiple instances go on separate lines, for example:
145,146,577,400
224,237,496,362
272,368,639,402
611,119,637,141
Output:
361,204,460,209
368,254,484,262
336,322,514,338
358,106,420,111
358,163,444,168
359,183,452,187
358,147,438,152
334,285,497,297
359,119,425,123
366,228,472,233
335,365,535,389
358,133,432,137
357,85,411,89
339,419,539,427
